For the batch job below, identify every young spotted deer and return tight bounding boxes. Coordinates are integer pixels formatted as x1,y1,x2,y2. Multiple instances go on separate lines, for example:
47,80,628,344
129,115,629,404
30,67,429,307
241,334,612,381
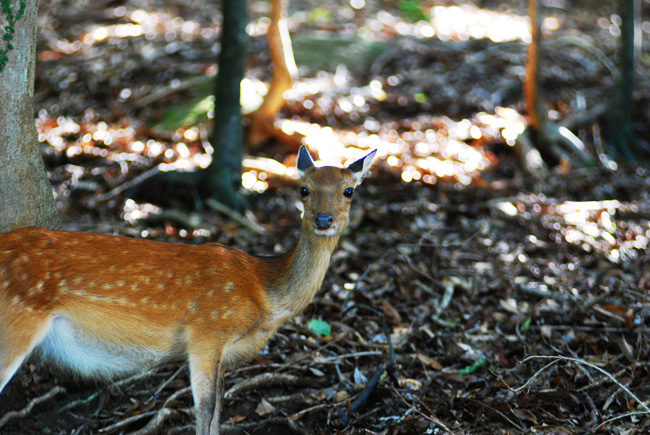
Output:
0,146,376,434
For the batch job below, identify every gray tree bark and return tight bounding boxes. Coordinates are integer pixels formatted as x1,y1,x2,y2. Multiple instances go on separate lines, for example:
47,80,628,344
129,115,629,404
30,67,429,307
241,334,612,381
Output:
0,0,61,231
202,0,248,211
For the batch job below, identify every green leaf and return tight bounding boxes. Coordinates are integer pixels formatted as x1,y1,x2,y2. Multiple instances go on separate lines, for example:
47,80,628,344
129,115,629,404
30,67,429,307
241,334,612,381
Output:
521,317,532,332
308,318,331,337
458,356,487,375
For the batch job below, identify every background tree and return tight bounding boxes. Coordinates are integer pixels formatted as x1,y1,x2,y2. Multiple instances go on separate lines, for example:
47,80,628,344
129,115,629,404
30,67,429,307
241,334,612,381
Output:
0,0,61,231
602,0,646,160
200,0,248,211
520,0,592,174
247,0,299,150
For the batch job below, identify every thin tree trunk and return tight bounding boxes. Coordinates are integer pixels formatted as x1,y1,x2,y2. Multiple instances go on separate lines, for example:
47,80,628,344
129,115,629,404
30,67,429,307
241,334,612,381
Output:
523,0,543,133
202,0,248,211
0,0,61,231
604,0,637,159
247,0,297,149
520,0,592,170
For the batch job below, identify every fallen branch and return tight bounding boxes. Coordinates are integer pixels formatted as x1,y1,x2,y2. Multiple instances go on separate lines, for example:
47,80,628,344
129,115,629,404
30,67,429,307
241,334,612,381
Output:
0,386,66,428
341,360,391,425
98,411,157,433
224,373,303,400
222,416,308,434
89,164,162,207
126,408,179,435
145,363,187,405
205,198,267,234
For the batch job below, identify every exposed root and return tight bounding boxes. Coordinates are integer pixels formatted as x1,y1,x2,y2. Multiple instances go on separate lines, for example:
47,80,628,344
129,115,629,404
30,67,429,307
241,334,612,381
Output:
0,386,66,429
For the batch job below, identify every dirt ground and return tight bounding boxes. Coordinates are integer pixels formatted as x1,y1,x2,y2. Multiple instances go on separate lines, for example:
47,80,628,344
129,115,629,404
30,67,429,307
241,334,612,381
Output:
2,0,650,434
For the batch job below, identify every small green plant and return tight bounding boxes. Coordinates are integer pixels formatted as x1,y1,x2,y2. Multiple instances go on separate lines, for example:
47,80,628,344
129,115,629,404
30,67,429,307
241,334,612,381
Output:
1,0,26,72
397,0,428,23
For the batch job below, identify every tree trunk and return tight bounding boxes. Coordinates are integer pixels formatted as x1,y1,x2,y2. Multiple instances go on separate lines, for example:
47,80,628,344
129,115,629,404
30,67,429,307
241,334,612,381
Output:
202,0,248,211
0,0,61,231
604,0,637,159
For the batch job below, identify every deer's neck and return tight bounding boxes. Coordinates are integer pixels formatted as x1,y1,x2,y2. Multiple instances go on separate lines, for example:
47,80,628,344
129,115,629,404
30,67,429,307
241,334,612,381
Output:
264,232,339,322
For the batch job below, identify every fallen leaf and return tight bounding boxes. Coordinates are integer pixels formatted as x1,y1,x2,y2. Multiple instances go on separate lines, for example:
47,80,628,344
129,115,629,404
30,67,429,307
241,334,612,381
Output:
354,367,368,384
382,300,402,325
224,415,246,424
513,408,538,424
255,397,276,416
416,353,443,370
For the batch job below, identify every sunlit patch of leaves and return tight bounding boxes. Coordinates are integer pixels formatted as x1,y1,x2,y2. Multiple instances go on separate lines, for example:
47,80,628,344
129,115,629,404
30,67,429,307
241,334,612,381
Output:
494,196,650,263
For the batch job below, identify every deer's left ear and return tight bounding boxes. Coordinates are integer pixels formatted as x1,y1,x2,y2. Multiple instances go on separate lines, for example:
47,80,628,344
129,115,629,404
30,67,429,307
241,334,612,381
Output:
347,149,376,185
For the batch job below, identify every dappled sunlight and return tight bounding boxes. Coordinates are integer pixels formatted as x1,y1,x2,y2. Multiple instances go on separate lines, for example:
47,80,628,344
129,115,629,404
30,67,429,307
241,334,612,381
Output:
123,198,161,224
494,196,649,262
427,5,531,43
348,4,530,42
38,7,216,60
37,102,529,195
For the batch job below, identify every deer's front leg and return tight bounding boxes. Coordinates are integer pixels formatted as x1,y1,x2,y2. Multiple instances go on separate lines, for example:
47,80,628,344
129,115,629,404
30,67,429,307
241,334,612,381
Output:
190,352,224,435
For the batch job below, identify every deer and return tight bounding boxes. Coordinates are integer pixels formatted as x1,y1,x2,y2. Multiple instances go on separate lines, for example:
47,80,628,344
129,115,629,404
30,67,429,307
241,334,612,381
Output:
0,146,376,434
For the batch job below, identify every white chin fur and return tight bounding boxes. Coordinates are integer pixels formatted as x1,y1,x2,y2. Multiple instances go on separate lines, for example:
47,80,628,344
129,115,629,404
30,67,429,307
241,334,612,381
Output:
313,227,337,237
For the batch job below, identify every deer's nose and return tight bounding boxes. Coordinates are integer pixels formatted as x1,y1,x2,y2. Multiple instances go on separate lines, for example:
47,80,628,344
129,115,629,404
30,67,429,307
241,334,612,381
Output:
314,214,333,230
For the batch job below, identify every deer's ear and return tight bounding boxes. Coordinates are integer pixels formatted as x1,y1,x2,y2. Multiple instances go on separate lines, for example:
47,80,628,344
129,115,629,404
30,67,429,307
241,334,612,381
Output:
297,146,315,178
347,149,376,185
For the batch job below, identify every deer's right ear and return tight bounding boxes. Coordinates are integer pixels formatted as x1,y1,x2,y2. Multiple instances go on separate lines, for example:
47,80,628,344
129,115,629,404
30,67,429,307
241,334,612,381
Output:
297,146,315,178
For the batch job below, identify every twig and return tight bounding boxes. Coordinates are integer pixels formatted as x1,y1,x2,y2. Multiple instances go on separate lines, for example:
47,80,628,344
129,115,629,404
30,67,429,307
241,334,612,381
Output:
89,164,162,206
342,242,450,311
342,304,396,365
315,351,383,364
338,303,399,425
572,281,623,320
467,397,526,432
59,372,150,413
224,373,302,400
141,209,218,232
341,361,391,425
290,402,335,421
516,282,578,303
205,198,267,234
162,386,192,408
0,386,66,428
222,416,309,434
389,384,455,433
517,355,650,412
98,411,157,433
599,411,650,428
576,368,626,393
134,75,212,108
145,363,187,405
126,408,179,435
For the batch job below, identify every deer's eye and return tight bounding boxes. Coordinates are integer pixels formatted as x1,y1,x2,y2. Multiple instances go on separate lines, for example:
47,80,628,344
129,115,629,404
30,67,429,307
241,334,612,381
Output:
300,187,310,197
343,188,354,198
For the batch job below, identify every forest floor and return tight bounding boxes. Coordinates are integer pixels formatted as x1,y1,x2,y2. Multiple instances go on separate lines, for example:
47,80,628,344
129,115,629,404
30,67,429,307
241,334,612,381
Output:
2,0,650,434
